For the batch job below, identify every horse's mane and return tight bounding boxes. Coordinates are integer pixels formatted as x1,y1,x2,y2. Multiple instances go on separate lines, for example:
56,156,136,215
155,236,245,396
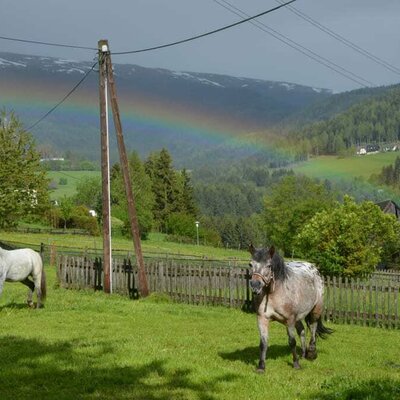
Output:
252,247,288,282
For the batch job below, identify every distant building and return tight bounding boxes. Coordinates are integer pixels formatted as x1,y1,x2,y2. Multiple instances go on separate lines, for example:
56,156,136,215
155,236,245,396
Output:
366,144,380,153
40,157,65,162
89,209,97,217
376,200,400,221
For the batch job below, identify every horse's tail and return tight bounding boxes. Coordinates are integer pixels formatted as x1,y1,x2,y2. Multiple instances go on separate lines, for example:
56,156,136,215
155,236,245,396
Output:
306,315,333,339
40,263,47,301
315,317,333,339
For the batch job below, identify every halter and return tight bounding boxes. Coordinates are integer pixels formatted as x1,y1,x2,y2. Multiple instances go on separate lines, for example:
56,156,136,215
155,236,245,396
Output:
252,270,275,292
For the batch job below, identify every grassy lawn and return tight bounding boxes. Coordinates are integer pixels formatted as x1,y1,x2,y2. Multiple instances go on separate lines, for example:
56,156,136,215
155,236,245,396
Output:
0,267,399,400
0,231,248,260
292,153,399,181
47,171,100,201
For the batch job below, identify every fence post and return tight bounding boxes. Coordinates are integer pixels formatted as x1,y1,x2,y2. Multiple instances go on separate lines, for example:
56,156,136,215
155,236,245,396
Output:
50,244,57,266
244,268,252,312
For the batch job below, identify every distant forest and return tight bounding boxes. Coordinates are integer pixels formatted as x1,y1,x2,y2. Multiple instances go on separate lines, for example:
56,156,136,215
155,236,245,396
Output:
287,87,400,157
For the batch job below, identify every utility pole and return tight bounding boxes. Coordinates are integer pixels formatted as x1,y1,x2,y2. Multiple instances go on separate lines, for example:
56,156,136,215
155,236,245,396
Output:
105,47,149,297
98,39,112,293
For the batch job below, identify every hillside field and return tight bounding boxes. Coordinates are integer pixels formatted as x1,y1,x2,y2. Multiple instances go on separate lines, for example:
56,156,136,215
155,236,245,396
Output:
292,152,399,181
46,152,400,202
0,267,399,400
47,171,100,201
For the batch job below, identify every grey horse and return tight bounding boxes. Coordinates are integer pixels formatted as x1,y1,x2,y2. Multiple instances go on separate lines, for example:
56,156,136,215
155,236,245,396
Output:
249,244,332,372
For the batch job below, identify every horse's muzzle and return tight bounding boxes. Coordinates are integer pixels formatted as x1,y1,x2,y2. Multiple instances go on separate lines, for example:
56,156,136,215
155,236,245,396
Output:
250,279,264,295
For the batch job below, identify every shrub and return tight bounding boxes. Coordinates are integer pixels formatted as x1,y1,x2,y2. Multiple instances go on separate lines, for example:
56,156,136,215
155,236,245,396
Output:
295,196,400,277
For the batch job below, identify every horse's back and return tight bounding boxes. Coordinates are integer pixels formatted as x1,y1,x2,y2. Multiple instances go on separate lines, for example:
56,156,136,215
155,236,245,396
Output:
286,261,323,288
269,261,324,321
3,248,42,282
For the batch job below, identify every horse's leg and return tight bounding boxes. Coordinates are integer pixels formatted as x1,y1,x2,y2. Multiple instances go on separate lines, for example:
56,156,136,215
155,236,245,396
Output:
21,278,35,308
33,272,43,309
306,318,318,360
256,314,270,373
287,324,300,369
295,320,306,358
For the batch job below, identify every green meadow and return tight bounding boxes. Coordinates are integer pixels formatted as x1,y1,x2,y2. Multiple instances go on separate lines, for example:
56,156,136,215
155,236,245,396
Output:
47,171,100,201
292,153,399,181
0,267,399,400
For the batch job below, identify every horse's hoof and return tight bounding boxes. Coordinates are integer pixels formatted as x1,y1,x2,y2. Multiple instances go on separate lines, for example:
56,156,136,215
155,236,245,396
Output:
306,351,317,361
293,361,301,369
27,302,34,308
256,368,265,374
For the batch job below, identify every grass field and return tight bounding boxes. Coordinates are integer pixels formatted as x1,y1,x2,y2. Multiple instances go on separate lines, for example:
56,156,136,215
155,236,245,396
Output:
0,231,248,260
292,153,399,181
0,267,399,400
47,171,100,201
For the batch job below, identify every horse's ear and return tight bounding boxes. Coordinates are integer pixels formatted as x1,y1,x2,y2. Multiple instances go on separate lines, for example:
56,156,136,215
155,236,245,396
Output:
269,246,275,258
248,243,256,256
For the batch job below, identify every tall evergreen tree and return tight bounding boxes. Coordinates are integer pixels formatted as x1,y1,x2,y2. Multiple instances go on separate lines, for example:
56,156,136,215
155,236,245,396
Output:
145,148,179,232
177,168,198,217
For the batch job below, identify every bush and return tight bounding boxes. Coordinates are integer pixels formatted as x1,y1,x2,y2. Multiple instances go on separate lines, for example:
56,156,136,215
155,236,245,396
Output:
166,212,196,238
295,196,400,277
70,214,99,236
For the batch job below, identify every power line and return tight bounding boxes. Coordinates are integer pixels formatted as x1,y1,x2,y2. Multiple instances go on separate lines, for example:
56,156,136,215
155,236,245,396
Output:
111,0,297,55
0,35,96,51
275,0,400,76
27,61,97,131
212,0,374,88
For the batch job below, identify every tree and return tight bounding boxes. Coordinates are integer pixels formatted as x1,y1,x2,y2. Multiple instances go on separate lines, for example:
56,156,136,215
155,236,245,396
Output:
295,196,400,277
176,169,198,217
0,111,49,227
263,175,334,255
59,195,74,229
74,176,101,209
145,148,179,232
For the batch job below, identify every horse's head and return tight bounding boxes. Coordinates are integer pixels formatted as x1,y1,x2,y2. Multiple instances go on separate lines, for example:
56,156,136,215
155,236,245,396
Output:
248,244,276,295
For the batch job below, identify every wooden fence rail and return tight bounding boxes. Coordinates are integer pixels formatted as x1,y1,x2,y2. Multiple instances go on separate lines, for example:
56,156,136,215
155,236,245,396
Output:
57,255,400,328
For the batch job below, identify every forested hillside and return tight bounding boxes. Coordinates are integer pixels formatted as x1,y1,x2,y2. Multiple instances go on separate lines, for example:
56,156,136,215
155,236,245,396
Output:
284,84,399,126
288,86,400,156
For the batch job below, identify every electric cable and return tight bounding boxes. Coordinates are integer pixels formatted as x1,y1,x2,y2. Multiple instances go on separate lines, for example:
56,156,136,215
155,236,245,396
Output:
111,0,297,55
213,0,374,88
26,61,97,131
275,0,400,75
0,35,96,51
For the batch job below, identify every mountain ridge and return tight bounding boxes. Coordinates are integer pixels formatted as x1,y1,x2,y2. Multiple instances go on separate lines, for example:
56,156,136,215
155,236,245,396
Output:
0,51,332,167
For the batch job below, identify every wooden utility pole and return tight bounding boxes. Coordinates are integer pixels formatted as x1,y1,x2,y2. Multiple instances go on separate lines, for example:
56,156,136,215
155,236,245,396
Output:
98,40,112,293
104,46,149,297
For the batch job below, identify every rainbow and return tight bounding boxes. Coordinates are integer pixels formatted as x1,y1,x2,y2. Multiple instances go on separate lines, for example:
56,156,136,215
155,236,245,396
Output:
0,75,290,158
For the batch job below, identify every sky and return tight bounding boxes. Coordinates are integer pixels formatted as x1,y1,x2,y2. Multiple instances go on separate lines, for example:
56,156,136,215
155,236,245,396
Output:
1,0,400,93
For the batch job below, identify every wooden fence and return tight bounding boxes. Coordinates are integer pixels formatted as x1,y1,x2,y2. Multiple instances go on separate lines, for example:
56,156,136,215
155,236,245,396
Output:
324,276,399,328
57,256,252,309
57,255,400,328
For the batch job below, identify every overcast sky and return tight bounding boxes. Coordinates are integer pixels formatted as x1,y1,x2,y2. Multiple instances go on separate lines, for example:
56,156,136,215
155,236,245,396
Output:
2,0,400,92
